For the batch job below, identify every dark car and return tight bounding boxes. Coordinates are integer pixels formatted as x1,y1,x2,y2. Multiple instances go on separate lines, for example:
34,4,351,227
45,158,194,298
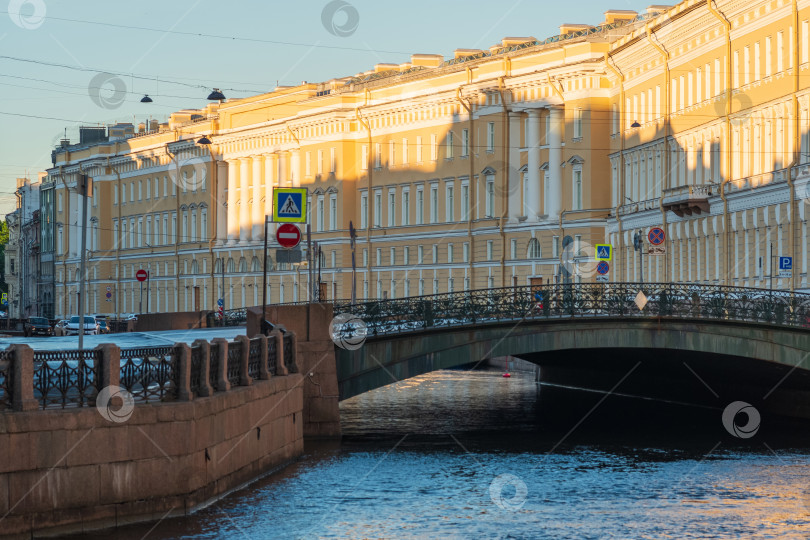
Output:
97,319,109,334
24,317,52,337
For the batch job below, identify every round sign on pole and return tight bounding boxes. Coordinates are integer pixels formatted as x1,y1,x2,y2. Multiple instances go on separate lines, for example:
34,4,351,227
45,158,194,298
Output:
596,261,610,275
648,227,665,246
136,269,148,282
276,223,302,249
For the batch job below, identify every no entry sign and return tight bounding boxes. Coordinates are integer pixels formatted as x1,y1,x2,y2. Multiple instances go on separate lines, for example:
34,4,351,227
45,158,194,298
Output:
135,269,148,282
276,223,302,249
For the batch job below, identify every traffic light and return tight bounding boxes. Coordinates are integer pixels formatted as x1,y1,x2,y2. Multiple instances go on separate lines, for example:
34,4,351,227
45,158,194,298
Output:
633,231,642,251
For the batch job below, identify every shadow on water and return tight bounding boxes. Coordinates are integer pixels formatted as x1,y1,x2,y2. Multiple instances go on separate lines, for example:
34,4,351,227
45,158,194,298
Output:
64,367,810,539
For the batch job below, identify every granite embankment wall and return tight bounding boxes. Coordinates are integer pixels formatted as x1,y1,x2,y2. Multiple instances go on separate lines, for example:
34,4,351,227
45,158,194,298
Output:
0,332,303,539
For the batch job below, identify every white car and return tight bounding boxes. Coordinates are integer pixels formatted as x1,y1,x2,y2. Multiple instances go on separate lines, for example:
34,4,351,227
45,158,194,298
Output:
65,316,99,336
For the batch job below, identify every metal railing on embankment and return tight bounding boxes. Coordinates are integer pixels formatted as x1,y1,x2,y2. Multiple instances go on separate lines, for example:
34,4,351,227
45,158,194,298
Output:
0,330,299,412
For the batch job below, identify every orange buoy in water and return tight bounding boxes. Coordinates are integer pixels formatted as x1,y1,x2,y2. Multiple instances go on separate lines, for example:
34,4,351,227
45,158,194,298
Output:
502,373,511,378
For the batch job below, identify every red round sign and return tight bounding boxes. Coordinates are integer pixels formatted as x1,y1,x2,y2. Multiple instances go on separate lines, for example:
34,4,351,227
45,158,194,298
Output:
276,223,301,249
135,269,148,282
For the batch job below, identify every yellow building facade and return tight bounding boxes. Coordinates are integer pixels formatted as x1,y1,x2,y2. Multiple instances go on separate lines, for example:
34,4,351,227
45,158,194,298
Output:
46,0,810,318
608,0,810,291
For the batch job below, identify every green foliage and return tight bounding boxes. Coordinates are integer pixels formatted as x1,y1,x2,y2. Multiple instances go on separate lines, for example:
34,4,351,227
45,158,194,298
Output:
0,219,8,295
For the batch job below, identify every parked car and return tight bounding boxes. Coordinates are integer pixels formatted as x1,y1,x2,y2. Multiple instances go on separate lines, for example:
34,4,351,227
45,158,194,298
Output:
23,317,52,337
97,319,109,334
53,319,69,336
65,315,99,336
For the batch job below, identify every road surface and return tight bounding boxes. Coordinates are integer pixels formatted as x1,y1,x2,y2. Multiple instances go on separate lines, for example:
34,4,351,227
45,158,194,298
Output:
0,327,248,351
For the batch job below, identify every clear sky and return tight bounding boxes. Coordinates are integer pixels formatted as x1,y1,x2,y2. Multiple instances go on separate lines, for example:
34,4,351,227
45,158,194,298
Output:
0,0,659,215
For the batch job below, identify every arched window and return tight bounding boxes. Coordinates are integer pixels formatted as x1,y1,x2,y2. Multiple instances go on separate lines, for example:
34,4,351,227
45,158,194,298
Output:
215,258,223,273
251,257,261,272
227,258,235,273
527,238,541,259
239,257,248,272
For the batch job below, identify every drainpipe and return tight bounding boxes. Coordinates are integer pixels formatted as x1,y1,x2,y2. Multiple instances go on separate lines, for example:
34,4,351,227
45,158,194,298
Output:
356,89,373,296
707,0,733,287
456,77,476,289
204,144,219,311
497,77,510,287
786,0,799,292
107,158,123,321
605,53,627,281
646,26,672,283
165,140,182,311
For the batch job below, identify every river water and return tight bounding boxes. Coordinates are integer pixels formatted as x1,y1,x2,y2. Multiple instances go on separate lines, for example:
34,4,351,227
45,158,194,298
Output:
79,366,810,539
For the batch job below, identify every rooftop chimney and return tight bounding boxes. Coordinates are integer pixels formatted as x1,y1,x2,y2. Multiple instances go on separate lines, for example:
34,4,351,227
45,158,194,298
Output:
500,37,537,47
559,24,592,35
454,48,484,59
410,54,443,68
603,10,638,24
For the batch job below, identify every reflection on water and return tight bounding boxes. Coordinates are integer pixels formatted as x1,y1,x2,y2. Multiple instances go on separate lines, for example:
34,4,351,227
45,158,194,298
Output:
75,368,810,539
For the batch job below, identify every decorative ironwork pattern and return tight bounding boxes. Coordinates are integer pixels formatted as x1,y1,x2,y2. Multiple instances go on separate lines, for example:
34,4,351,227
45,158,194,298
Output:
334,283,810,337
283,334,297,373
0,348,13,410
119,346,178,403
226,341,242,386
248,339,262,380
190,345,203,396
222,308,247,327
32,349,101,409
267,337,278,375
209,344,221,391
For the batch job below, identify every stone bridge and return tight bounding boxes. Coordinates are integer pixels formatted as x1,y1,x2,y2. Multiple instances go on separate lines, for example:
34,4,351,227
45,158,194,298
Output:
331,283,810,420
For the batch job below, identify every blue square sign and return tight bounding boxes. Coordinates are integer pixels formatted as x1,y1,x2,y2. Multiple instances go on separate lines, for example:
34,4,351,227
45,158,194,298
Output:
779,256,792,270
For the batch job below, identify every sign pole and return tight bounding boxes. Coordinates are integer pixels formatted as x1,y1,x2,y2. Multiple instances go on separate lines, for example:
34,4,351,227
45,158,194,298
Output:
262,216,269,331
306,223,311,341
78,174,89,354
139,279,143,315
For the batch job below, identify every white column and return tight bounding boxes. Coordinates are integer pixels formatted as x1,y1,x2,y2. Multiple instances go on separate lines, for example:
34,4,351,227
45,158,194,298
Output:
291,150,301,187
264,154,275,218
217,161,227,245
547,106,563,220
239,158,250,243
527,109,541,222
508,114,522,221
251,156,263,240
278,151,288,186
226,160,238,244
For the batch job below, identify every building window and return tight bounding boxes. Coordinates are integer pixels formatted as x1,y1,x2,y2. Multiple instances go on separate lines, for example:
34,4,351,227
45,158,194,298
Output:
552,236,560,258
572,168,583,210
446,184,454,222
528,238,541,258
390,247,396,265
416,136,423,162
330,147,336,173
329,195,337,231
402,138,409,164
510,239,517,259
363,249,368,267
430,134,438,161
360,193,368,228
461,183,470,221
487,122,495,151
573,108,583,139
305,151,312,177
418,245,424,264
446,131,454,159
462,129,469,157
362,145,368,170
486,240,493,260
404,246,410,265
376,248,381,266
432,245,438,263
402,190,410,226
374,191,382,227
416,188,424,225
485,175,495,217
317,196,324,232
448,244,454,263
375,143,381,168
317,149,323,175
463,243,469,262
430,186,438,223
388,191,396,227
389,140,395,167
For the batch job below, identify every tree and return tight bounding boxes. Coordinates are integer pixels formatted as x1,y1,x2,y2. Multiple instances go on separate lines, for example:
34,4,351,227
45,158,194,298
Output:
0,219,8,297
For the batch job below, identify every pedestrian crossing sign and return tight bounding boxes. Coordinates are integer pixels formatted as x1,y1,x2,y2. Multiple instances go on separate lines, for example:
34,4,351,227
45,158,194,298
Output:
595,244,613,261
272,188,308,223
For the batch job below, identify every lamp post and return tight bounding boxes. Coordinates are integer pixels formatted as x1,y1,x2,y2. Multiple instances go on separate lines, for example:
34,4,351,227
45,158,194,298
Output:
262,215,270,333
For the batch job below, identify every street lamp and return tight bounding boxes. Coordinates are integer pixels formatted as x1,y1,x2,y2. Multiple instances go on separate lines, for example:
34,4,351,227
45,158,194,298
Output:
207,88,226,101
140,94,153,103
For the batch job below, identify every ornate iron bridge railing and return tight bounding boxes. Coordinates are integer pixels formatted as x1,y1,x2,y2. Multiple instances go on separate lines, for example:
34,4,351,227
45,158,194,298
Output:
333,283,810,338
